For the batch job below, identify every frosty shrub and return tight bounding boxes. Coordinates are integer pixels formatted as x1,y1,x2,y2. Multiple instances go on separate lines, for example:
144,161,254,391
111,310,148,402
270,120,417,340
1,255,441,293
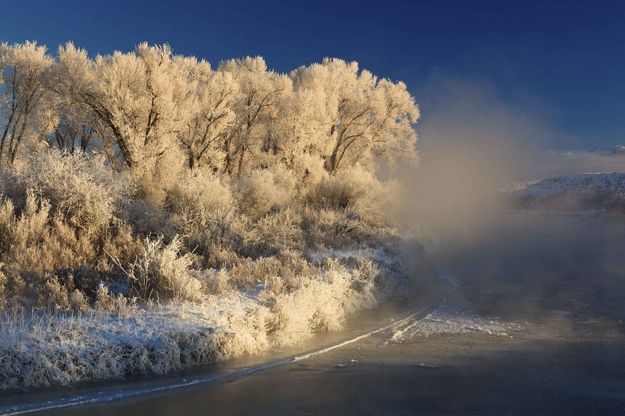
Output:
268,260,378,346
165,169,236,249
300,206,363,248
203,243,241,269
95,283,138,317
244,208,304,255
307,165,399,225
4,151,128,233
33,276,90,313
123,198,176,239
68,289,90,313
125,236,203,302
228,249,310,292
308,173,362,210
0,267,25,309
0,190,139,275
134,146,186,204
237,166,296,217
38,276,71,310
0,191,72,274
202,269,231,295
166,170,234,224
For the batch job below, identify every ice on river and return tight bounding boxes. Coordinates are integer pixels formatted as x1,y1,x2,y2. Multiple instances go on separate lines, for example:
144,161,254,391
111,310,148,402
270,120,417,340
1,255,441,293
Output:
390,300,524,342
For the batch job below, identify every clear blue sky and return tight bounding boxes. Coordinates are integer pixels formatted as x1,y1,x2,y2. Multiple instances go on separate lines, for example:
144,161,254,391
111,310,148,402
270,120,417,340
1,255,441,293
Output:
2,0,624,148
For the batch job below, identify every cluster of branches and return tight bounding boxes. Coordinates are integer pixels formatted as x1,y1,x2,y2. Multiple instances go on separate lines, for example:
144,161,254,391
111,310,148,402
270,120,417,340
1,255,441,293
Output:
0,41,419,184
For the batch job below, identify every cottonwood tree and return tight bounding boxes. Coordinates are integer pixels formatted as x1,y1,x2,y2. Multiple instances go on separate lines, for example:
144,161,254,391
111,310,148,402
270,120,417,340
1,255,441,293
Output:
264,80,329,182
2,41,420,196
218,57,291,176
0,42,56,166
49,43,120,169
178,60,238,170
55,42,193,186
291,58,419,173
45,91,96,154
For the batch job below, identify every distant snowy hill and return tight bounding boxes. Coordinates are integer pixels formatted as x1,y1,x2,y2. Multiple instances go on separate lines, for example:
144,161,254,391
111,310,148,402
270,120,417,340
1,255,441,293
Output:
589,145,625,156
515,172,625,212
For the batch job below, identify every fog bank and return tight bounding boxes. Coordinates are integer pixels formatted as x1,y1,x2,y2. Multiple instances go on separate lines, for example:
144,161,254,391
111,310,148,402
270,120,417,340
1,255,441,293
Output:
395,77,625,248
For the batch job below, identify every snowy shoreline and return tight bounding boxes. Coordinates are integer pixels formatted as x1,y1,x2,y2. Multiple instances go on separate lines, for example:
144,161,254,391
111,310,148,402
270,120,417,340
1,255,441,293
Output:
0,246,413,391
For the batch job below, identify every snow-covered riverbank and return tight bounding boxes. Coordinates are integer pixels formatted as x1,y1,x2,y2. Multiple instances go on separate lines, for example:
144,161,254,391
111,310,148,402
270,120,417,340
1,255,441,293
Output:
0,246,416,391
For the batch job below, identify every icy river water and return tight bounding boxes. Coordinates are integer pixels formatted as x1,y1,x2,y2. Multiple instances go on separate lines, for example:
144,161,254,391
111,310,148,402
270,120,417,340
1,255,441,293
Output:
4,210,625,415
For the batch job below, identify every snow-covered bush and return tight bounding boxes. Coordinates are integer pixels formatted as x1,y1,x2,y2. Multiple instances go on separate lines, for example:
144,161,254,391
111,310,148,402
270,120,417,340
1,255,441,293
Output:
165,169,238,253
123,198,176,238
125,236,203,302
0,191,82,274
95,284,138,317
202,269,231,295
5,151,128,233
307,165,400,225
268,259,379,346
166,170,234,224
227,249,310,292
237,166,296,217
300,206,362,248
244,208,304,255
134,145,187,204
0,190,139,276
35,276,70,310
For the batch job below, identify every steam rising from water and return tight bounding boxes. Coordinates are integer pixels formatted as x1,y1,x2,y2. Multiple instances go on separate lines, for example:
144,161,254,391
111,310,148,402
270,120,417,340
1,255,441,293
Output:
387,77,625,327
396,77,540,246
395,76,625,249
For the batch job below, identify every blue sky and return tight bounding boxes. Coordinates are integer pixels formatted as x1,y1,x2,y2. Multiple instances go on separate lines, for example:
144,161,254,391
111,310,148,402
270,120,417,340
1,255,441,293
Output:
2,0,624,149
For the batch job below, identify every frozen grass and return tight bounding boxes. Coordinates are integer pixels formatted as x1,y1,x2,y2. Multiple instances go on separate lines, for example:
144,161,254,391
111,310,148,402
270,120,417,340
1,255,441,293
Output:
0,247,407,390
0,295,267,389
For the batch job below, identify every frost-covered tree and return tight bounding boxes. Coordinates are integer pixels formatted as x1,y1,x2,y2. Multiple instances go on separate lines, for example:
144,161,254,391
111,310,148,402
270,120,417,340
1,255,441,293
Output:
291,58,419,173
50,43,121,168
178,60,238,170
269,74,332,181
218,57,291,175
0,41,56,166
55,42,192,183
45,79,96,154
4,41,419,188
